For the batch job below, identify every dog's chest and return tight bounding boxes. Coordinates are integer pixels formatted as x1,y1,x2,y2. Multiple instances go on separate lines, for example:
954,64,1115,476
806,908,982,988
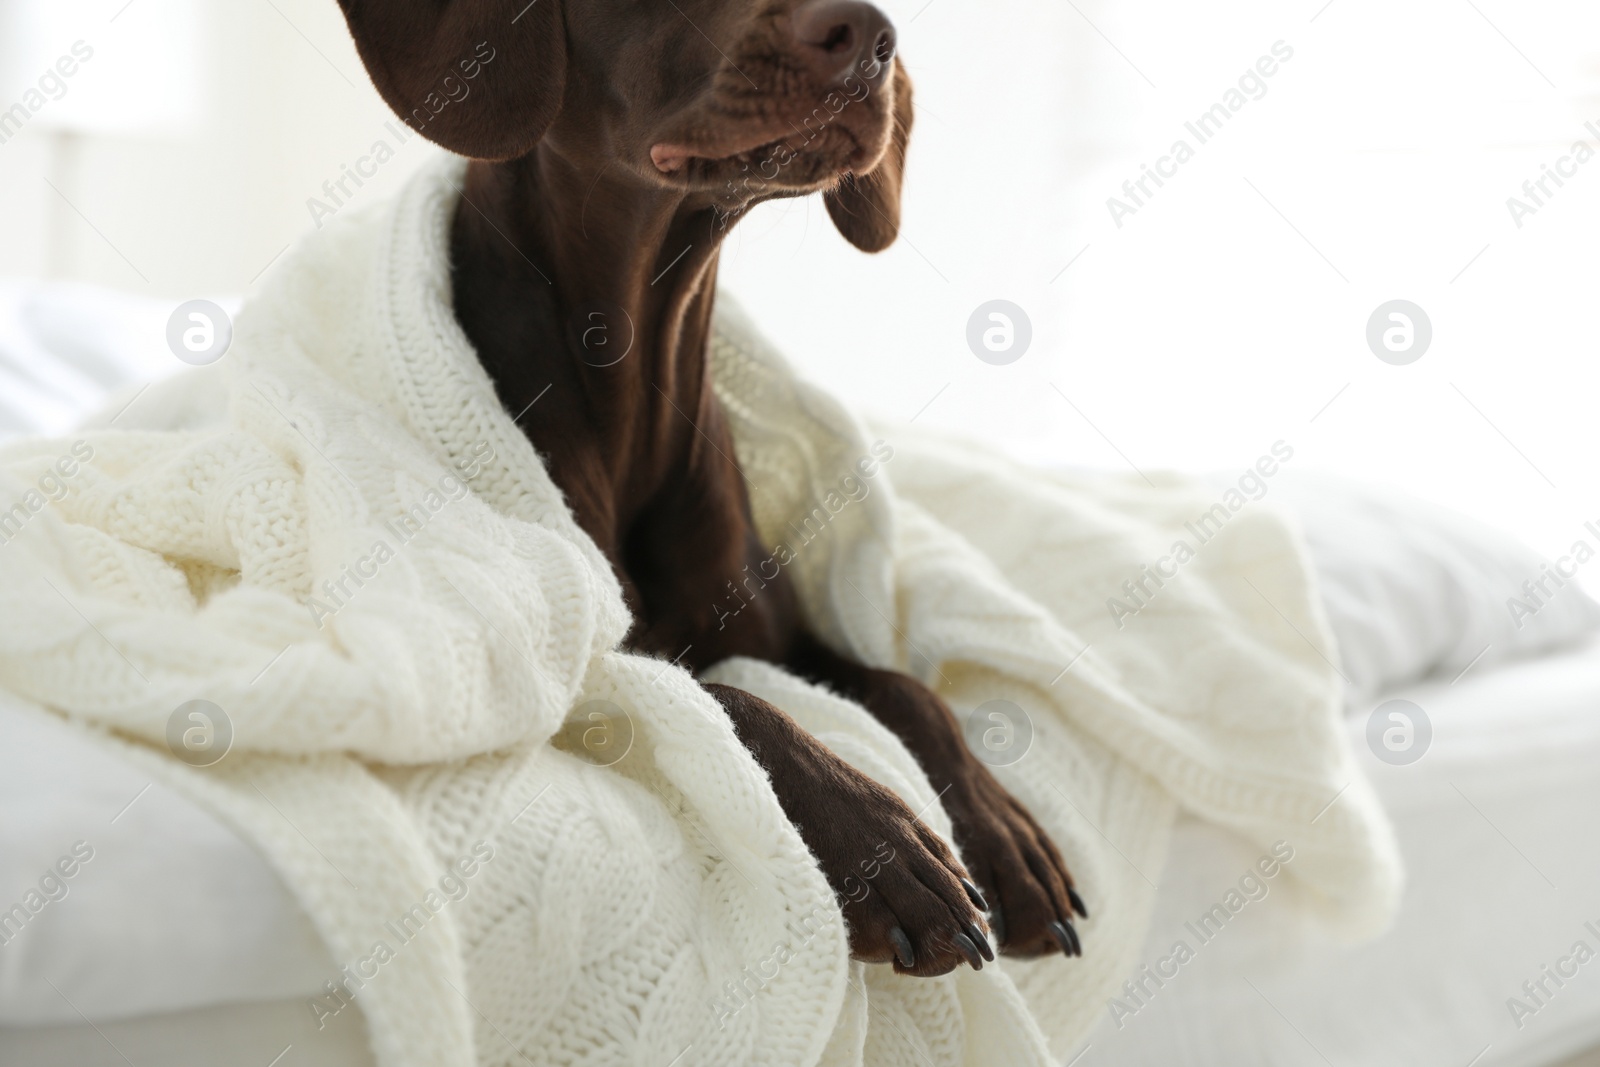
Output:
525,411,803,670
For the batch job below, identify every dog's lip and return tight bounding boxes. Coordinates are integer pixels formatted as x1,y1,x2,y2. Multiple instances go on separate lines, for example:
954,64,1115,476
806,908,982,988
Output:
649,129,793,175
650,123,860,176
648,143,700,175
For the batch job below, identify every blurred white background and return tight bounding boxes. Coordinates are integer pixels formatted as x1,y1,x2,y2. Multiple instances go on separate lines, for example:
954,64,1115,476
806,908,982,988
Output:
1,0,1597,570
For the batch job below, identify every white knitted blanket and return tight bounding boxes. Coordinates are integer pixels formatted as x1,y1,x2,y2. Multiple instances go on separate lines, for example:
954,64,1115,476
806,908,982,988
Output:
0,157,1399,1067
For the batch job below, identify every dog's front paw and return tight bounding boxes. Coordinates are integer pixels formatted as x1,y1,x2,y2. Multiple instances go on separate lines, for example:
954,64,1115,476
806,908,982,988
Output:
705,682,991,976
815,768,995,977
943,765,1087,959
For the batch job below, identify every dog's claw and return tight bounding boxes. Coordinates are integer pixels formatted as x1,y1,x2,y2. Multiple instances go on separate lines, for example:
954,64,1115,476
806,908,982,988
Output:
888,926,915,969
1067,886,1089,919
989,905,1006,945
960,878,988,911
1064,919,1082,956
1050,920,1081,958
953,931,984,970
966,922,995,963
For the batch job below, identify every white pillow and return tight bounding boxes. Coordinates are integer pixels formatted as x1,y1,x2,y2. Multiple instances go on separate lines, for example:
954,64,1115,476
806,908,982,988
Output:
0,280,205,442
1269,472,1600,700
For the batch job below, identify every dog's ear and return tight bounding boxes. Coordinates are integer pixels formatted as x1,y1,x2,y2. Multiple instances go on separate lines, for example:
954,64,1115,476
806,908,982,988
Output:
337,0,566,162
825,61,912,253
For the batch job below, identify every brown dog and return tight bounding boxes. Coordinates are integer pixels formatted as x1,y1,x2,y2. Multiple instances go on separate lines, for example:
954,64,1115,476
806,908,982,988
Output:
335,0,1084,978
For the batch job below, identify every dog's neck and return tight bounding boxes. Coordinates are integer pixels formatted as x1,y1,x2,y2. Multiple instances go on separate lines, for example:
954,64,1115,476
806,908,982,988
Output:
450,152,747,543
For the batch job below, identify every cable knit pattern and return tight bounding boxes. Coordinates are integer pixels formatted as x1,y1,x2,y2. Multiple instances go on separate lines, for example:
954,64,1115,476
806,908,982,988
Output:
0,156,1398,1066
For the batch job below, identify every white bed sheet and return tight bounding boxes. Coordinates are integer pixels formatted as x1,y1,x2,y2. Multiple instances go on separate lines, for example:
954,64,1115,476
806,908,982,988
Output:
0,695,338,1027
0,997,374,1067
1082,638,1600,1067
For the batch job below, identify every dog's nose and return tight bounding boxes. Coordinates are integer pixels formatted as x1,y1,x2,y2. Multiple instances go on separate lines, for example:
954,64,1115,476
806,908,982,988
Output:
789,0,897,85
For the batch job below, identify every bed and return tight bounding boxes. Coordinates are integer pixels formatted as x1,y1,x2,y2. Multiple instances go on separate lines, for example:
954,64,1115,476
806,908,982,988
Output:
1085,638,1600,1067
3,281,1598,1066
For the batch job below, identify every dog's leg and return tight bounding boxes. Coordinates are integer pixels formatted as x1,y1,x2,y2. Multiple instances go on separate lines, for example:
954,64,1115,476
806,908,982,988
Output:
705,682,995,976
788,636,1087,959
